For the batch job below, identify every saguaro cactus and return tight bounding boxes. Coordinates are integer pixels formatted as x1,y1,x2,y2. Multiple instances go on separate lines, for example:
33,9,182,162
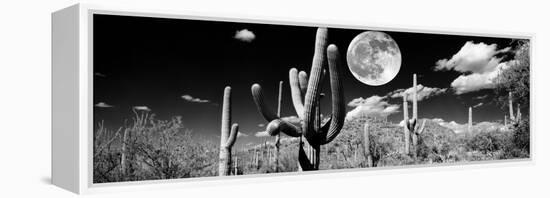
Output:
219,86,239,176
251,28,345,171
402,94,410,155
406,74,426,158
468,107,473,134
363,123,373,167
274,81,283,172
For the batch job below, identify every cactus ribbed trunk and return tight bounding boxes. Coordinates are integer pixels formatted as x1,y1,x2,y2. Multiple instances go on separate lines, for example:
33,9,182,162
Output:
274,81,282,172
120,128,129,175
411,74,418,158
233,155,238,175
468,107,472,134
402,94,410,155
504,115,508,127
516,104,522,121
219,87,239,176
363,123,373,167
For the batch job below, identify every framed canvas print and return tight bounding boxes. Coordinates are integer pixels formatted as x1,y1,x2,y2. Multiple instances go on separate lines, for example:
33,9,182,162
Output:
52,4,533,194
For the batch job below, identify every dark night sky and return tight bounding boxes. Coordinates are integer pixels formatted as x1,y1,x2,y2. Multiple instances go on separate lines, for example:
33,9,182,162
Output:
93,14,526,147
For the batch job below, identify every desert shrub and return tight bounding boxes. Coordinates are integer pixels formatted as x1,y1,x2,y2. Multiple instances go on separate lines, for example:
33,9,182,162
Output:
93,112,218,183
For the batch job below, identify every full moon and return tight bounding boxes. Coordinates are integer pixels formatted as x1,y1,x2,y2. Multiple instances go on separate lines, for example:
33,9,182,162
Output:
346,31,402,86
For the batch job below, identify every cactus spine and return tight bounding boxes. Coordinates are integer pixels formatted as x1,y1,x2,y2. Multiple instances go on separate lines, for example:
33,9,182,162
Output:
363,123,373,167
251,28,345,171
219,86,239,176
402,94,410,155
468,107,473,134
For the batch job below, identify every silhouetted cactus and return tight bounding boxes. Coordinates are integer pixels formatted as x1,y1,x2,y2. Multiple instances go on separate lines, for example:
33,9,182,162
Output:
251,28,345,171
219,86,239,176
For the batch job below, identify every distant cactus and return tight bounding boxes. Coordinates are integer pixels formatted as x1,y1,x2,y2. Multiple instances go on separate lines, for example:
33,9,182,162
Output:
219,86,239,176
363,123,373,167
405,74,427,158
251,28,345,171
402,94,410,155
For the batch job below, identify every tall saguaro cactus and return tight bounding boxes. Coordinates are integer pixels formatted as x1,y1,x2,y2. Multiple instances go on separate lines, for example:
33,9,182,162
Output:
219,86,239,176
274,81,283,172
251,28,345,171
363,123,373,167
406,74,428,158
402,94,410,155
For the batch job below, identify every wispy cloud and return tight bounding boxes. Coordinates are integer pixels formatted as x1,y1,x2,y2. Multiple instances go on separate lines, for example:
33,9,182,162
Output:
258,123,265,128
133,106,151,111
472,102,483,108
181,94,210,103
237,132,248,137
95,72,107,77
94,102,113,108
434,41,513,94
346,95,400,120
234,29,255,42
255,131,269,137
474,94,488,100
388,84,447,101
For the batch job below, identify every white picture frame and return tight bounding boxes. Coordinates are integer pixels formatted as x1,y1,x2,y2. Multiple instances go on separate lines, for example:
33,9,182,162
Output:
52,3,534,194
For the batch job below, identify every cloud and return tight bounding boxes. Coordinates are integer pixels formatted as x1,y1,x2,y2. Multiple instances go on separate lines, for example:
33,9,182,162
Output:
258,123,265,128
435,41,510,73
474,95,488,100
430,118,468,133
95,72,107,77
94,102,113,108
237,132,248,137
434,41,513,94
472,102,483,108
133,106,151,111
255,131,269,137
346,95,400,120
388,84,447,101
181,94,210,103
234,29,255,42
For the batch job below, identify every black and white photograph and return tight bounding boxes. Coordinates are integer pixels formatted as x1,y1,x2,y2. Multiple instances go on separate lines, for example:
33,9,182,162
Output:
92,13,530,184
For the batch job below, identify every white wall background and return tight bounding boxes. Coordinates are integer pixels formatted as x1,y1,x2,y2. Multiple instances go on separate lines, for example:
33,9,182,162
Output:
0,0,548,197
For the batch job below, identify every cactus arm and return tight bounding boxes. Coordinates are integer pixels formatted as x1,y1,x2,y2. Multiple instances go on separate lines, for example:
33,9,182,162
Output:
289,68,305,119
298,71,308,96
266,119,302,137
224,124,239,148
407,118,417,132
317,45,345,145
221,86,232,145
251,83,279,122
303,28,328,142
417,119,426,134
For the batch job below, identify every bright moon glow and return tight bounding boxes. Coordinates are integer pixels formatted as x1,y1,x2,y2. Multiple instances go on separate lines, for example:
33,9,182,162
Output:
346,31,402,86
